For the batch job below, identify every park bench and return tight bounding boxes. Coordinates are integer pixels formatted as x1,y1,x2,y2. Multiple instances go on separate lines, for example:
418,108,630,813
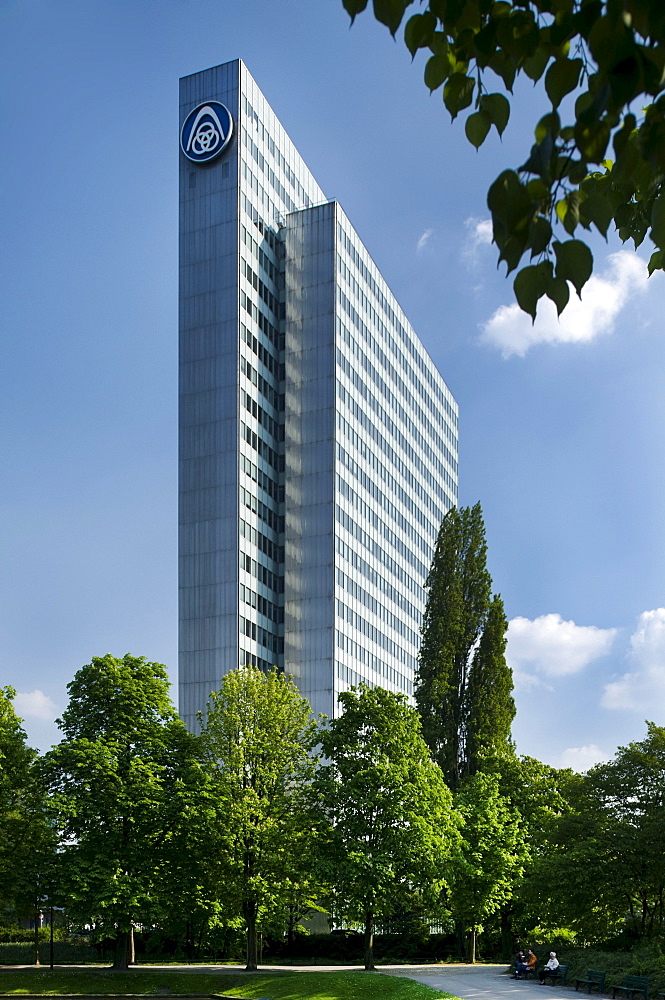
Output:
513,965,536,980
542,964,569,985
575,970,607,993
610,975,650,1000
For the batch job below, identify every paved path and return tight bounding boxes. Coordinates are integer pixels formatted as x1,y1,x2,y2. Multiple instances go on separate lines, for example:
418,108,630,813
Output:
386,963,573,999
0,961,575,999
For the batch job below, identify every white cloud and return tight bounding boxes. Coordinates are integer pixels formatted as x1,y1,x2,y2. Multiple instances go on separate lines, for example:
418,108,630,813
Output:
463,217,493,264
507,613,617,678
13,689,60,721
554,744,608,771
416,228,433,253
602,608,665,711
481,250,649,358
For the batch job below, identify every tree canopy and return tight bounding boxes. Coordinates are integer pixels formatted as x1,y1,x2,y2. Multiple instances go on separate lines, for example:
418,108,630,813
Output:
415,503,515,790
314,685,461,969
42,654,205,969
342,0,665,319
199,666,321,971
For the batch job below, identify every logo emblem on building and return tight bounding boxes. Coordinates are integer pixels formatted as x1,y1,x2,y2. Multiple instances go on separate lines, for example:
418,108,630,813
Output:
180,102,233,163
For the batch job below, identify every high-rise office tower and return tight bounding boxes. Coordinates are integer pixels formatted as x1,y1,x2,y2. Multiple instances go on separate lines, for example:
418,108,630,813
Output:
179,59,458,727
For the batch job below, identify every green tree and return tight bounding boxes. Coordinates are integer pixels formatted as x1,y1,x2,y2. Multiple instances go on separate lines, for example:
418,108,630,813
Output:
416,503,515,791
537,722,665,940
199,665,320,972
342,0,665,318
0,687,58,965
42,654,206,970
485,750,576,955
0,687,38,910
314,685,461,970
450,771,526,962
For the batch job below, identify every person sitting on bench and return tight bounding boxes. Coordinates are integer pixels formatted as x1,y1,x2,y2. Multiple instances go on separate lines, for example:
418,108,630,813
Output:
539,953,560,983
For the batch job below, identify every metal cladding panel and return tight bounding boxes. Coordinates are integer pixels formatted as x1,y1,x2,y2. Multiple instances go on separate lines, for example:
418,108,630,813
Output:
283,203,337,721
178,61,241,731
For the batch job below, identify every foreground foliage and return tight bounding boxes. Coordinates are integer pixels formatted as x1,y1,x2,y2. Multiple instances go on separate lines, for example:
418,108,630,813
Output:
41,655,207,970
0,968,455,999
200,666,321,972
315,686,461,970
343,0,665,318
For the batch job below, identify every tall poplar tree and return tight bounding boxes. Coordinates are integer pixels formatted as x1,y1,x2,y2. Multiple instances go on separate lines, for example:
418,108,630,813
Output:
415,503,515,791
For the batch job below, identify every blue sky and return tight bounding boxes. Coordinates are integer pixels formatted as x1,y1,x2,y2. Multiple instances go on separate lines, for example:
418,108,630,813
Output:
2,0,664,768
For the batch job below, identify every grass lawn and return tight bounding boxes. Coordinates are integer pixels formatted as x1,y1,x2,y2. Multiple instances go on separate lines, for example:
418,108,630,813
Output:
0,969,457,999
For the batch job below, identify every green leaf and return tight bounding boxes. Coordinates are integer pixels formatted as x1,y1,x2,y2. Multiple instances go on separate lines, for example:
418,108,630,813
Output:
404,12,437,57
523,47,549,82
544,274,570,315
554,239,593,296
480,93,511,136
579,191,613,238
648,250,664,276
527,215,552,257
545,58,583,109
443,74,475,120
343,0,369,20
650,192,665,248
372,0,412,36
574,118,610,162
535,111,560,144
425,53,449,91
513,262,549,321
465,110,492,149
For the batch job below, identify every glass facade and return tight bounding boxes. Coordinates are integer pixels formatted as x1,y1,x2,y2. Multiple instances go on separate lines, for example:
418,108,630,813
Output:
179,59,458,727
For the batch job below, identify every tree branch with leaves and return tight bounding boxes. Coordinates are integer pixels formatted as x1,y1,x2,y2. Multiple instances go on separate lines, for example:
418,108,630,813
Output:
342,0,665,319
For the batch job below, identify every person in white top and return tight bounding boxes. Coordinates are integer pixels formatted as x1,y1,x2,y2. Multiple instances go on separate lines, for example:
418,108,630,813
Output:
538,952,560,984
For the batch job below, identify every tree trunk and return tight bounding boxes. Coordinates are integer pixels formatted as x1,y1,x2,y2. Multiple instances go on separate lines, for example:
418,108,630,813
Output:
129,924,135,965
287,904,296,948
112,928,131,970
500,907,514,960
454,919,466,960
471,927,476,964
244,900,258,971
33,902,40,966
363,910,375,971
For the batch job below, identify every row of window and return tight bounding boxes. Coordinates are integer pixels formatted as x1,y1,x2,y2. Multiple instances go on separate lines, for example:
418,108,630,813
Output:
336,598,417,672
337,474,430,576
242,422,284,473
240,582,284,625
242,99,314,211
337,310,457,491
241,191,283,238
337,442,441,547
240,648,281,672
242,388,283,441
336,505,427,598
241,453,283,505
337,222,457,425
337,395,451,524
336,632,413,695
336,312,457,460
336,567,419,647
335,534,424,614
241,223,280,281
241,255,283,320
240,518,284,565
240,551,284,594
241,356,283,412
240,615,283,654
337,434,437,558
240,484,284,535
240,317,284,378
241,164,288,231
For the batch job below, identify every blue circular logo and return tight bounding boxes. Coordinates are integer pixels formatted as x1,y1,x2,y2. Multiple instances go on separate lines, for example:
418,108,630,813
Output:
180,101,233,163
